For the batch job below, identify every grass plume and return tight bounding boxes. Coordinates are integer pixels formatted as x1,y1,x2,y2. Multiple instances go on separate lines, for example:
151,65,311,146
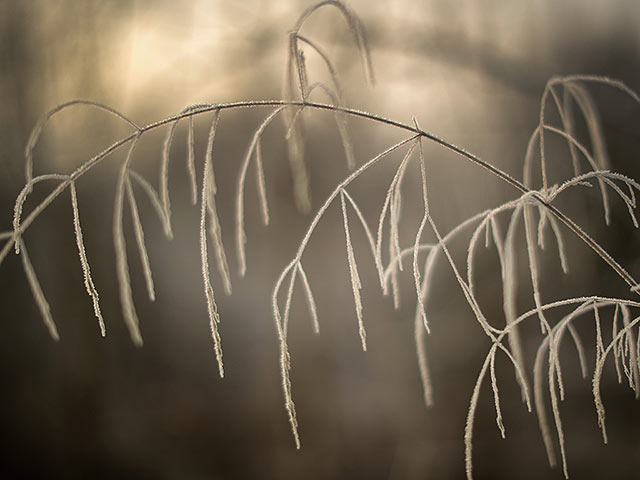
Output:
5,3,640,478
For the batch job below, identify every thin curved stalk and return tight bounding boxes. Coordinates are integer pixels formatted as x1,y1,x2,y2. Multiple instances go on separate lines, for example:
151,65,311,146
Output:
4,97,639,311
70,181,105,336
199,111,225,377
19,238,59,341
236,106,287,276
113,134,143,346
25,100,140,187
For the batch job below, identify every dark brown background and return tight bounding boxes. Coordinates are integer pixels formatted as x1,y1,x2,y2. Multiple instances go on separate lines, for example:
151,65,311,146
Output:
1,1,639,478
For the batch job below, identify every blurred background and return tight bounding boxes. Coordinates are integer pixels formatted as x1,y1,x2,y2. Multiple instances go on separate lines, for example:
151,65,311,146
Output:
1,0,640,478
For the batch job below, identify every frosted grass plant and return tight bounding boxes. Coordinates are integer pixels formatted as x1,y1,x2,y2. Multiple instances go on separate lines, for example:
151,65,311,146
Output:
3,2,640,478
